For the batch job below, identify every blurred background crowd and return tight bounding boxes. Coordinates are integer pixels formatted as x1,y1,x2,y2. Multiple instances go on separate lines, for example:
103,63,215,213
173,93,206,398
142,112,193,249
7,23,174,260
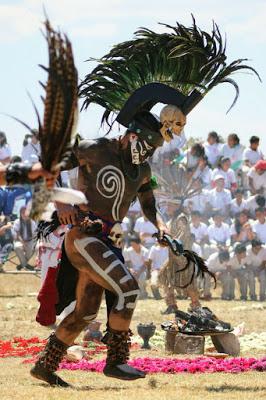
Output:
0,128,266,304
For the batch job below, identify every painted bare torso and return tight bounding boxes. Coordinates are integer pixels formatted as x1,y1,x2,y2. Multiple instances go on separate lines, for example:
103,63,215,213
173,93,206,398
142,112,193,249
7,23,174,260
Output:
76,138,150,222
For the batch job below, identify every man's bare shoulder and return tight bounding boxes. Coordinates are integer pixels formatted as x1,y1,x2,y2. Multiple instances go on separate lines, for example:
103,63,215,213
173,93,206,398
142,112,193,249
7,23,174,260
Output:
77,138,116,160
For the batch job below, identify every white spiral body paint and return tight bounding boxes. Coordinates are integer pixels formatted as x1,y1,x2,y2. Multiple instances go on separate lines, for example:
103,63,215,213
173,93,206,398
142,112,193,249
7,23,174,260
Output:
96,165,125,220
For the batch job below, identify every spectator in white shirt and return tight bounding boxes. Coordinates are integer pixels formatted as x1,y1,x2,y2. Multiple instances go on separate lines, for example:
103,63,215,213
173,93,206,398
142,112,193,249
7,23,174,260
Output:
191,155,212,189
0,131,11,165
12,206,37,270
246,194,265,219
230,189,248,217
220,133,244,170
228,243,248,300
243,136,264,167
207,213,230,247
21,130,41,164
190,211,209,246
183,179,209,218
207,175,232,217
123,236,149,298
147,242,169,299
230,210,254,244
252,207,266,244
211,157,237,192
184,143,205,170
245,239,266,301
203,131,222,167
247,160,266,196
205,250,233,300
134,216,157,248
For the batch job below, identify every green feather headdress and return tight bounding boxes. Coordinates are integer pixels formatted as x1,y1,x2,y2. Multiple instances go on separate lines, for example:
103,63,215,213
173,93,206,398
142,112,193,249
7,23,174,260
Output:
79,16,260,130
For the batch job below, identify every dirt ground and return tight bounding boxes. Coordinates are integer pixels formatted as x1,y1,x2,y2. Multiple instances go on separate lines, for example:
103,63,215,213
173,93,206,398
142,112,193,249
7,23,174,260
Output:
0,261,266,400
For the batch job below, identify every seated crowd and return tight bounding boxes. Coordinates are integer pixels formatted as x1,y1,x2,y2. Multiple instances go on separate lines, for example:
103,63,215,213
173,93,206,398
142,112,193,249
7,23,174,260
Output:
0,128,265,303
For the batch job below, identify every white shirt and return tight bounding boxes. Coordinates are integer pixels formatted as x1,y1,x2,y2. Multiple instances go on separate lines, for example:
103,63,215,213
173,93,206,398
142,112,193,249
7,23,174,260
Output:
148,244,169,270
246,195,263,219
192,166,212,188
134,217,157,245
121,216,130,233
192,242,202,257
221,144,244,166
190,222,208,242
228,254,245,271
21,142,41,164
230,198,248,216
183,190,209,214
123,245,149,271
207,222,230,244
243,147,264,166
252,220,266,244
212,168,236,189
207,252,228,273
248,168,266,194
203,142,223,166
245,245,266,268
12,218,37,241
0,144,11,161
208,188,232,211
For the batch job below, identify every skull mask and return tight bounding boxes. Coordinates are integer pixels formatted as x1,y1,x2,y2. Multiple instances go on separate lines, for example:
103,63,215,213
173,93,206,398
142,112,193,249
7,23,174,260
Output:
108,222,123,248
160,105,186,142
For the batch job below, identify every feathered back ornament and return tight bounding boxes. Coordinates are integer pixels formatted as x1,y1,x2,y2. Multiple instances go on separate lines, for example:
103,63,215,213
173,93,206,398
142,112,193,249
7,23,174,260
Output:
79,16,260,130
38,19,78,171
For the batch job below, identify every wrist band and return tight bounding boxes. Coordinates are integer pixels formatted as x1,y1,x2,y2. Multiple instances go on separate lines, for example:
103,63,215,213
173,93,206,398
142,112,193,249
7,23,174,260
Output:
5,162,32,185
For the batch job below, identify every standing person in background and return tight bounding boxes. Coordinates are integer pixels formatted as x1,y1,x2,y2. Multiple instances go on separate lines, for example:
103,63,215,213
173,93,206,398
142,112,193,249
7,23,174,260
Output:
229,243,248,301
244,136,264,167
134,215,157,249
0,131,11,165
123,236,149,299
204,250,233,300
245,239,266,301
203,131,222,168
221,133,244,170
251,207,266,244
22,129,41,164
147,241,169,300
12,206,37,270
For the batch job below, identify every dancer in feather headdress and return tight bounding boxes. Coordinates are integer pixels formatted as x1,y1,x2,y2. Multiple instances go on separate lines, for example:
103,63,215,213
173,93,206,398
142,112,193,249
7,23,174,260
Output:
31,17,259,386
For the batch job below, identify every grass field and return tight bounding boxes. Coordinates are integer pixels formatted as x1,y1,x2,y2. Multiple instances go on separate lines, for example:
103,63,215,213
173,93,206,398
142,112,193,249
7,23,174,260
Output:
0,263,266,400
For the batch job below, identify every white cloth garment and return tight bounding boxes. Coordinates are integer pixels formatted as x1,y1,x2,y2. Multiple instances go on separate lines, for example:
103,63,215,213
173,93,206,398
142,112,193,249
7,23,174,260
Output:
243,147,264,166
148,244,169,270
207,222,230,244
123,245,149,272
134,217,157,246
190,222,208,242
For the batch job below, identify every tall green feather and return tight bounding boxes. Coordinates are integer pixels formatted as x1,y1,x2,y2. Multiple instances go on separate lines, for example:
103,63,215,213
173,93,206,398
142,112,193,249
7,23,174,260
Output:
79,16,260,128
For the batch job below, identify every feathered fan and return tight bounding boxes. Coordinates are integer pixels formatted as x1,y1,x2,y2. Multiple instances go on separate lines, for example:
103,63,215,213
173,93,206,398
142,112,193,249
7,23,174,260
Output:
79,16,260,129
22,20,86,220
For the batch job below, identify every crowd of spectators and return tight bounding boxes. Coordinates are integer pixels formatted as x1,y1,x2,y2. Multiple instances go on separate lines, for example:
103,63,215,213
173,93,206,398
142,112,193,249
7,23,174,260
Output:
0,130,39,272
0,128,266,304
123,132,266,302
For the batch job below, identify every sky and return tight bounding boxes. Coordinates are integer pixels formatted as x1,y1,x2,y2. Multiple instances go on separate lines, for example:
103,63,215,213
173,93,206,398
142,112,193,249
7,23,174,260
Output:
0,0,265,155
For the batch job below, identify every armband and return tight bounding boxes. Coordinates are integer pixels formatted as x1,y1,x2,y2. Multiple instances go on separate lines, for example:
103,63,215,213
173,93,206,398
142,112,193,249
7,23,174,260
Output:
5,163,32,185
